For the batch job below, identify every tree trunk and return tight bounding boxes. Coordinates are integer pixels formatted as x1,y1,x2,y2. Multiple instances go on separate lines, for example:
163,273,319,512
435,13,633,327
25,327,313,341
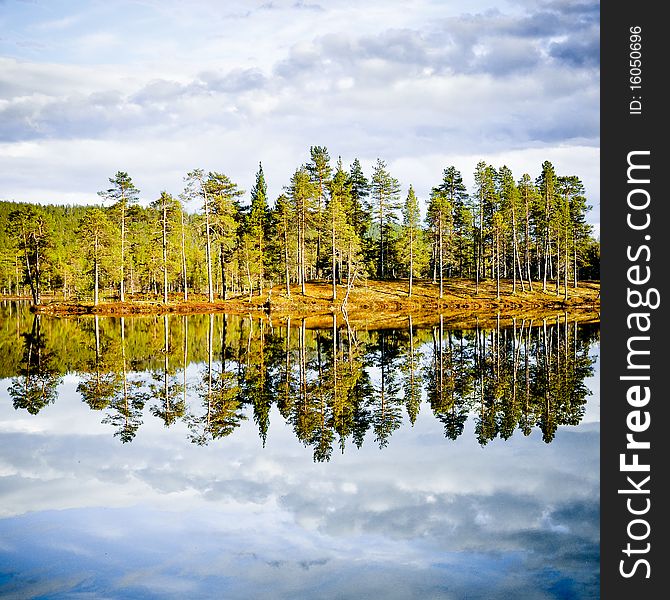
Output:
408,228,413,298
438,212,444,299
332,207,337,301
162,203,169,304
573,234,578,289
564,225,569,301
200,177,214,303
511,201,524,293
542,232,548,293
119,203,125,302
246,250,253,302
284,220,291,298
555,230,560,296
476,190,483,294
220,244,227,300
34,243,41,305
300,204,306,295
379,195,384,279
259,232,264,295
495,227,500,300
94,234,100,306
24,246,37,305
180,211,188,301
524,190,533,290
542,187,550,293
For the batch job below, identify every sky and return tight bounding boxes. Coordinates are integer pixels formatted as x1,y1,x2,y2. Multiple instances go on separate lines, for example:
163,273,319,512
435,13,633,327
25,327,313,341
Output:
0,0,600,233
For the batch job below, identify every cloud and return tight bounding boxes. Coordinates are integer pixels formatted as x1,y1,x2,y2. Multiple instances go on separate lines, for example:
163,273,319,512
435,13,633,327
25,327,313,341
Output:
130,79,189,105
549,26,600,67
196,68,268,93
0,405,600,598
293,0,324,10
0,0,600,231
472,37,542,75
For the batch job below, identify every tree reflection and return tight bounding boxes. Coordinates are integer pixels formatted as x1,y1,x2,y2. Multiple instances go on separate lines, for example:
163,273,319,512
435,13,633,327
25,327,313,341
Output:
186,314,244,445
77,316,120,410
366,329,403,449
6,309,597,458
101,317,146,443
149,315,185,427
240,316,276,447
399,315,423,426
290,318,324,459
8,315,62,414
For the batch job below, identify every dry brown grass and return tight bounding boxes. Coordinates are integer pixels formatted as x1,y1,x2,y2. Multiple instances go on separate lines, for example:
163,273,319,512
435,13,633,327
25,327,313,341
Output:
34,278,600,325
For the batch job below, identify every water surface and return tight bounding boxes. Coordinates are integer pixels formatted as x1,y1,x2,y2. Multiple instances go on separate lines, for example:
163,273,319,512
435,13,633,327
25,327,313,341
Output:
0,305,600,599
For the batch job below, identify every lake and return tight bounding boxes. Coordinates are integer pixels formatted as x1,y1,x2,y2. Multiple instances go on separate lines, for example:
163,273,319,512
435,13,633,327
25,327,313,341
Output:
0,304,600,599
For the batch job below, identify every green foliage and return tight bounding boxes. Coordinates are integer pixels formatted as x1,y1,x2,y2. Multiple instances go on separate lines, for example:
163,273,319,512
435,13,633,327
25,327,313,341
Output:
0,152,598,304
6,205,54,304
244,163,270,294
347,157,371,238
397,185,429,291
370,158,402,278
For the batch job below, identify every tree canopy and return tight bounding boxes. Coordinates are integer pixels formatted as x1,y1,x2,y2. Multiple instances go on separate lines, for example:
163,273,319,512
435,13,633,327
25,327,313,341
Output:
0,150,598,304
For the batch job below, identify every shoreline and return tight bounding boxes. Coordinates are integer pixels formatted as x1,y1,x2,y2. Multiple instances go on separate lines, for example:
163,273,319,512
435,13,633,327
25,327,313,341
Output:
24,279,600,324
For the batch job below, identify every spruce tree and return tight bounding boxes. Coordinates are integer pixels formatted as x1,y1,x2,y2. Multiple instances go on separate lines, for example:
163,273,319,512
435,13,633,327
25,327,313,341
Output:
248,163,270,294
399,185,422,297
370,158,401,279
307,146,332,278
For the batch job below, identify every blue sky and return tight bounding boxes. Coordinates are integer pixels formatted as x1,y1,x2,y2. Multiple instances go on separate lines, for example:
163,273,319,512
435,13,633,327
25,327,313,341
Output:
0,0,600,232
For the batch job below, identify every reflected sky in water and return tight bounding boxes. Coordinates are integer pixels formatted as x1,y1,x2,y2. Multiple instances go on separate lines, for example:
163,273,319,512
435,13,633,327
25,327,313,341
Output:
0,310,599,599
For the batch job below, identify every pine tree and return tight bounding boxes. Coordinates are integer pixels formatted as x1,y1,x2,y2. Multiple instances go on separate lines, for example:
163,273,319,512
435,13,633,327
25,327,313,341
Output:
206,172,244,300
288,167,315,295
184,169,214,301
536,161,558,293
150,191,179,304
497,166,524,293
472,162,497,293
427,187,452,299
326,158,352,301
557,175,591,297
398,185,423,297
6,206,51,305
175,196,190,301
98,172,140,302
78,207,112,306
517,173,539,289
274,193,293,298
434,167,468,277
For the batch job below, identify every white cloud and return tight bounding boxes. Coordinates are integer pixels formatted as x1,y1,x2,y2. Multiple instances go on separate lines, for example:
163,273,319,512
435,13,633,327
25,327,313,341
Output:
0,0,600,231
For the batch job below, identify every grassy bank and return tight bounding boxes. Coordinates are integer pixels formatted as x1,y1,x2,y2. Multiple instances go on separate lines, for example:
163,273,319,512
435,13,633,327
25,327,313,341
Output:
31,278,600,324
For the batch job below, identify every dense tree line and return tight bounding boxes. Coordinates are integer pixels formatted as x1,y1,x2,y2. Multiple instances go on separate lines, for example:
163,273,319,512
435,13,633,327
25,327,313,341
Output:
0,151,599,305
4,308,597,456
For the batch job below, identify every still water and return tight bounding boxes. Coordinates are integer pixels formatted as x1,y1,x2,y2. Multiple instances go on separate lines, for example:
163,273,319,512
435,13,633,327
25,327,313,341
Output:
0,305,600,599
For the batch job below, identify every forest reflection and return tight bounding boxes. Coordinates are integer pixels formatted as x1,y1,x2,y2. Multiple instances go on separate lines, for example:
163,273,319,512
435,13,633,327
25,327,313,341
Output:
3,306,598,461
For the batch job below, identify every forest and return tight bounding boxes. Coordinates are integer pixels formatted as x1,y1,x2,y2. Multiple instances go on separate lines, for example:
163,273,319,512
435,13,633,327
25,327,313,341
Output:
0,148,600,307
